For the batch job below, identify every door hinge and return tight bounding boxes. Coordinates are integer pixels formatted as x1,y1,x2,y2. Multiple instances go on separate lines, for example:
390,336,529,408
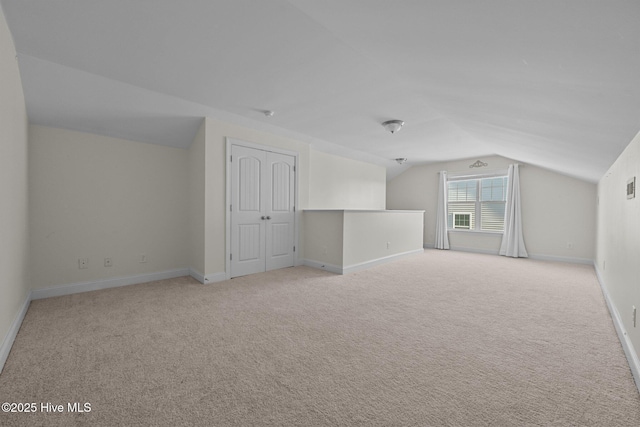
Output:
230,204,232,212
230,253,233,261
293,246,296,252
293,165,296,172
230,155,232,162
293,206,296,212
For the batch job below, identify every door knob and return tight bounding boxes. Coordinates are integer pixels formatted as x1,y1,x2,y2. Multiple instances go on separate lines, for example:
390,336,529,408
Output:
261,216,266,220
266,216,271,220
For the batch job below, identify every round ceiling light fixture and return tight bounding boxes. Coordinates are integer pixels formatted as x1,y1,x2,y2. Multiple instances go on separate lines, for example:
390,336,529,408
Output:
382,119,404,134
395,158,408,164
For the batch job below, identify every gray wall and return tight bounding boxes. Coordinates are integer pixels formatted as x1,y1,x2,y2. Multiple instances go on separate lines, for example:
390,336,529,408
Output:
387,155,596,262
596,130,640,365
0,5,29,370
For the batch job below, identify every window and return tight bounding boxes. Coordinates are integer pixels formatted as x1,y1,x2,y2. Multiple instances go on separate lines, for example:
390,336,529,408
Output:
452,212,471,229
447,175,508,232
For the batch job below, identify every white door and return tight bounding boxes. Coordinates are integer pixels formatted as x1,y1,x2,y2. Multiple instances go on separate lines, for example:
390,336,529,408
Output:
230,145,295,278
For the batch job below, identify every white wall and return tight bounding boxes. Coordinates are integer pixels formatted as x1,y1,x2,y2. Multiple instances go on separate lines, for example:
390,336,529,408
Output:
27,115,389,289
303,211,344,268
303,210,423,272
309,149,386,209
520,164,596,261
387,155,596,262
203,117,311,277
0,4,29,370
342,211,423,267
188,120,206,277
596,130,640,363
197,117,389,279
29,126,190,289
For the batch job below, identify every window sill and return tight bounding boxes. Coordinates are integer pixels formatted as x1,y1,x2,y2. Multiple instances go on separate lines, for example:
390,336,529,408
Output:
447,229,503,236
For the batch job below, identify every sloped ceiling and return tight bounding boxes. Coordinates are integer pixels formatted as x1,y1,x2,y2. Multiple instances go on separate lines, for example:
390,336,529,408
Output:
2,0,640,182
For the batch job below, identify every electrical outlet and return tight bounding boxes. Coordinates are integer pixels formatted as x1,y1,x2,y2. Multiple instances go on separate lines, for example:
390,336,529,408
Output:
139,253,147,263
387,242,391,249
78,258,89,269
633,306,637,328
104,257,113,267
566,242,574,249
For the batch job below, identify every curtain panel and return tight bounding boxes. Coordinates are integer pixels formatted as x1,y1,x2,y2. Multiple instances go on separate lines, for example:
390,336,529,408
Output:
434,171,450,250
499,164,528,258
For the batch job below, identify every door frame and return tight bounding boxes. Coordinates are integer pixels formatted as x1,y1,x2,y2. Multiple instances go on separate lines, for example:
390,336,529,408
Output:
225,137,300,280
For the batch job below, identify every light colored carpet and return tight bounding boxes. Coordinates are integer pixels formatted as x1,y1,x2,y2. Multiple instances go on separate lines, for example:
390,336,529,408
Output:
1,250,639,426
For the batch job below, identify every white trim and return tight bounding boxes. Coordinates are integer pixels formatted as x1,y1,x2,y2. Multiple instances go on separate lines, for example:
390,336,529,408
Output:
226,137,299,158
189,267,205,284
0,290,32,374
448,229,503,236
31,268,189,300
451,212,471,229
425,244,594,265
203,272,227,284
594,264,640,395
190,269,227,284
225,137,300,280
447,169,508,181
303,209,424,214
304,249,424,275
225,138,232,280
449,246,499,256
342,249,424,274
303,259,343,275
527,253,594,265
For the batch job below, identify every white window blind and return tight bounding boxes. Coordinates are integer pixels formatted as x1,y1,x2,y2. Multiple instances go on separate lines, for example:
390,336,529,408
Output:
447,175,508,232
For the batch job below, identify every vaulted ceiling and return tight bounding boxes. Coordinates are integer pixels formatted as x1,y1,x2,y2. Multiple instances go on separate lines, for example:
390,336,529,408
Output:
3,0,639,182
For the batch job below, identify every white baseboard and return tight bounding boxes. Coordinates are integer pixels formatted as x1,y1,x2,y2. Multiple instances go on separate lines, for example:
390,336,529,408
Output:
449,246,499,256
424,241,500,256
203,272,227,284
0,290,32,374
594,264,640,395
304,249,424,275
31,268,189,300
424,244,594,265
342,249,424,274
303,259,343,275
189,268,205,284
528,253,593,265
189,268,227,284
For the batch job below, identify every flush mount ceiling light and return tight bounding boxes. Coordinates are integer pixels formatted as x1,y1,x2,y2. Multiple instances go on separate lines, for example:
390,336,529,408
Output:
382,119,404,134
395,158,408,164
263,110,275,117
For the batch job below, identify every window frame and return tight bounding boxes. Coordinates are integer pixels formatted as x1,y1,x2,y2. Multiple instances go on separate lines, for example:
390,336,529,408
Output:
452,212,471,229
446,170,508,234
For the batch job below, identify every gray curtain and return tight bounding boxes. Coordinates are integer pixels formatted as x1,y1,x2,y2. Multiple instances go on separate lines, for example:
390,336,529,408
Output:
499,164,528,257
434,171,450,250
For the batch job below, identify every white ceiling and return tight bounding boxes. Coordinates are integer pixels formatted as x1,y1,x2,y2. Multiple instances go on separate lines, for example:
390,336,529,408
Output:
2,0,640,182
